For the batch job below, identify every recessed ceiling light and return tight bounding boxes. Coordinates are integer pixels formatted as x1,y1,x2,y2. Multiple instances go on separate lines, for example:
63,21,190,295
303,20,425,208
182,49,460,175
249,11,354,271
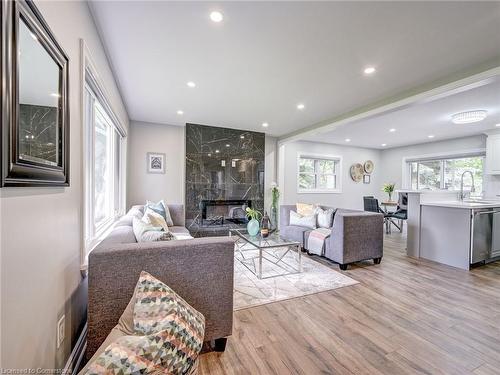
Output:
496,123,500,127
210,11,223,23
451,110,487,124
389,128,396,132
428,135,435,139
207,153,212,157
240,135,245,139
262,122,269,128
345,138,351,142
215,149,220,153
297,103,305,110
177,110,184,115
364,66,376,75
381,143,387,147
187,81,196,88
225,144,230,147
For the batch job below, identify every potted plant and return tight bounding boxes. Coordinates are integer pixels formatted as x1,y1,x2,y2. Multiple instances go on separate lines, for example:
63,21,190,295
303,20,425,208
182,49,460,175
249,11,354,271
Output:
245,207,262,236
382,183,396,202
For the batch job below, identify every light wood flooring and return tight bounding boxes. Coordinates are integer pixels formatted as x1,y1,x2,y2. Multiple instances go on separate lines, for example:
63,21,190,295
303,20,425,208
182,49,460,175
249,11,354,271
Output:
198,231,500,375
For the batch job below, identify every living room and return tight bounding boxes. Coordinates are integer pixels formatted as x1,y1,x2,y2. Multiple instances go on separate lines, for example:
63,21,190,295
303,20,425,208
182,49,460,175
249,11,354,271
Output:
1,1,500,374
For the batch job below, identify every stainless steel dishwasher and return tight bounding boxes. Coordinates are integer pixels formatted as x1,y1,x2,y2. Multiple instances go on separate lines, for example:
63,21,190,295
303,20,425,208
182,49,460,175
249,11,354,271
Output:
471,208,500,264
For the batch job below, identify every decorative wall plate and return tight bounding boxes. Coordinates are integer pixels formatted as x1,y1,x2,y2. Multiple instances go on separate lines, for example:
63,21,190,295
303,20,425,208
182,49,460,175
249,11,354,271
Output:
364,160,374,174
350,163,364,182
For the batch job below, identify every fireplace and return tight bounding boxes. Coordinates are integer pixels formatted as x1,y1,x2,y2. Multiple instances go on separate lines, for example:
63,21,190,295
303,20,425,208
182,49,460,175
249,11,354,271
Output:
185,123,265,237
201,199,252,226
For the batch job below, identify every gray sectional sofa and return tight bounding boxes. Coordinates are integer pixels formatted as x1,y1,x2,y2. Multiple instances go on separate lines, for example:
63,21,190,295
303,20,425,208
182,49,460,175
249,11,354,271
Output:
86,205,235,361
280,205,383,270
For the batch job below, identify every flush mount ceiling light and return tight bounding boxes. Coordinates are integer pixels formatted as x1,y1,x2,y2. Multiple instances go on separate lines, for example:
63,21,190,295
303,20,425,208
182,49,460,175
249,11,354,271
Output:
297,103,305,110
389,128,396,132
210,11,223,23
177,110,184,115
345,138,351,142
363,66,376,75
186,81,196,88
262,122,269,128
451,110,487,124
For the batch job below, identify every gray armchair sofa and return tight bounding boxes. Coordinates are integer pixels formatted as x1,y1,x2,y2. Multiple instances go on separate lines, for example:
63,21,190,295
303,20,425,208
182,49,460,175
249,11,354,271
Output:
280,205,383,270
86,205,235,362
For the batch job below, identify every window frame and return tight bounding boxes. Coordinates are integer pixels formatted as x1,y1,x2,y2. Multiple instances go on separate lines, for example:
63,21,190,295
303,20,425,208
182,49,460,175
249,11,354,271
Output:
403,150,486,192
297,153,342,194
81,40,127,268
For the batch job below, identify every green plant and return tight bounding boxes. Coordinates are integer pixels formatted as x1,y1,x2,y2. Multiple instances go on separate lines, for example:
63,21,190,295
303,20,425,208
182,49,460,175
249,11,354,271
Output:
271,184,280,209
245,207,262,221
382,183,396,194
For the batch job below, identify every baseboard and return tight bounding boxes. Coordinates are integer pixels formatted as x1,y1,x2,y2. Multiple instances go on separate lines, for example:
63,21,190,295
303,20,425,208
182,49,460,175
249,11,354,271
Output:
63,323,87,375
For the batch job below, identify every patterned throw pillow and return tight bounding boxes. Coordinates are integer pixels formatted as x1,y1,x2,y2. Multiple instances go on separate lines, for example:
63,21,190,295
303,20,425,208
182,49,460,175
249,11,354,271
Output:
290,210,317,229
142,207,170,232
315,207,336,229
84,272,205,375
132,217,173,242
145,200,174,226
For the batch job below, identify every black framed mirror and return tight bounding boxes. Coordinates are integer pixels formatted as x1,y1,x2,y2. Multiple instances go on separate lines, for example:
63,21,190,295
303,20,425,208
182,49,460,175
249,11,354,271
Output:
1,0,70,187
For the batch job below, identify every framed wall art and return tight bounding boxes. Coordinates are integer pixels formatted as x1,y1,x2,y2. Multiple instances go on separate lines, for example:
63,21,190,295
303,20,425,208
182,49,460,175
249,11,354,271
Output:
147,152,166,174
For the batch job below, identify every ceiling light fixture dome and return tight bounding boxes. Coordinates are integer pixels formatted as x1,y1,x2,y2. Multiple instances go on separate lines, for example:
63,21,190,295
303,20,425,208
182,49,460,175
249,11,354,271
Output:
210,11,223,23
364,66,376,75
451,110,487,124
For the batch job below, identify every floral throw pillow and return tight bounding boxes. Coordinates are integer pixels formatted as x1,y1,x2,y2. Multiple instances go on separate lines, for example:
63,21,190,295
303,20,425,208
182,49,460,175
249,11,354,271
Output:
84,272,205,375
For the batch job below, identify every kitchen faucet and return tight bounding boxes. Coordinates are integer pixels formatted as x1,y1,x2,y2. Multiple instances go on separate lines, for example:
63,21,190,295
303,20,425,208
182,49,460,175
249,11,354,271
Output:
459,170,475,201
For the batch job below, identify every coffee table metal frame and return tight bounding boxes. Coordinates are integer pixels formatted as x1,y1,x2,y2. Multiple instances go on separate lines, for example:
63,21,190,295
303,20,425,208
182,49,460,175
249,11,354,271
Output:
230,229,302,279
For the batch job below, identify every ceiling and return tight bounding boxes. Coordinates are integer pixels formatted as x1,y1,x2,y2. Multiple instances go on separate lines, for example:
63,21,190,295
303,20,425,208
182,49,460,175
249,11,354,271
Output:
303,77,500,149
89,1,500,137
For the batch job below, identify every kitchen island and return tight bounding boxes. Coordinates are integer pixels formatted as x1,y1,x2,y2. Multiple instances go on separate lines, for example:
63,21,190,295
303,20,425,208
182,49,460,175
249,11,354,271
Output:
420,200,500,270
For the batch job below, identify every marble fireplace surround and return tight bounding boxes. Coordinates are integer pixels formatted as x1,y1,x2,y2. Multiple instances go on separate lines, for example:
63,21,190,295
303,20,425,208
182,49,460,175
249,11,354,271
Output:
185,123,265,237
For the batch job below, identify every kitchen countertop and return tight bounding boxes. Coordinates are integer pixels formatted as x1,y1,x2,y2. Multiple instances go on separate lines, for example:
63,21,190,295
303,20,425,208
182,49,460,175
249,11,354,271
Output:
421,200,500,209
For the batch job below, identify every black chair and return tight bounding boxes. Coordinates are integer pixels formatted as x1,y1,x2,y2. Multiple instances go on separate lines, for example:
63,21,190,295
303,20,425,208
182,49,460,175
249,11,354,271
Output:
390,193,408,233
363,196,396,234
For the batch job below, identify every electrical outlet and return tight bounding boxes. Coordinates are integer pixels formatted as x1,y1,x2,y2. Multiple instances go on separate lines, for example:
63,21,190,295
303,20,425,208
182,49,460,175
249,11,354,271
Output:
57,315,65,349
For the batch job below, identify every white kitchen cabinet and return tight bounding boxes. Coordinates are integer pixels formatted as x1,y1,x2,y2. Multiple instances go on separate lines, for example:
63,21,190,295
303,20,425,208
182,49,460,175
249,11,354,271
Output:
485,134,500,175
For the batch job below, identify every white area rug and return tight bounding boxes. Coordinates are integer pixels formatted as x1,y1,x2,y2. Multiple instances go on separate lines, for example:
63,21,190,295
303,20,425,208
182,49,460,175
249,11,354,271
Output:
234,248,359,310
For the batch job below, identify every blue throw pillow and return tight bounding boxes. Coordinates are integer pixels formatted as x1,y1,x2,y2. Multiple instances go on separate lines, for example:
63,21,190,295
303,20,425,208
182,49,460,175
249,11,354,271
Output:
145,200,174,226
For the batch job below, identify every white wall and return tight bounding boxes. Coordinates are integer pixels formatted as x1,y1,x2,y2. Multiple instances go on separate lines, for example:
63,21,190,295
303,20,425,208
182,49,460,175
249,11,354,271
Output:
127,121,185,206
280,141,382,210
378,135,487,191
127,123,278,211
0,1,128,369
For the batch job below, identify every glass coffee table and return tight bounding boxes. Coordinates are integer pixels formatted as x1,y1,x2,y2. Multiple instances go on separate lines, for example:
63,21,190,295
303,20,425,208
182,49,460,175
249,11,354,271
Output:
229,229,302,279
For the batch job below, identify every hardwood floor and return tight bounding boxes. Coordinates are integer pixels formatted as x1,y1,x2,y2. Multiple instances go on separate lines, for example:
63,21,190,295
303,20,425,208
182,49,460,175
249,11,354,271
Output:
198,231,500,375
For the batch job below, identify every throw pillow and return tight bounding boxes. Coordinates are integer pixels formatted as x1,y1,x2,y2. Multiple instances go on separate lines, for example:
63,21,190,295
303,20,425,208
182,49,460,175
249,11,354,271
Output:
145,200,174,226
315,207,336,228
290,210,317,229
132,217,173,242
142,207,170,232
296,203,315,216
83,271,205,375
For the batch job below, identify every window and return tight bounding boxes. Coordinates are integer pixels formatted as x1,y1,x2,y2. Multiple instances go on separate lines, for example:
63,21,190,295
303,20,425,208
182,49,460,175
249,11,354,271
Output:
84,70,126,253
408,155,484,194
298,155,341,192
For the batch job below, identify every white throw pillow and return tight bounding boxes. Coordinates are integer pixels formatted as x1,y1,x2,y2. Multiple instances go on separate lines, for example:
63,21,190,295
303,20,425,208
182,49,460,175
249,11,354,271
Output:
142,207,170,232
315,207,335,229
132,217,173,242
290,210,317,229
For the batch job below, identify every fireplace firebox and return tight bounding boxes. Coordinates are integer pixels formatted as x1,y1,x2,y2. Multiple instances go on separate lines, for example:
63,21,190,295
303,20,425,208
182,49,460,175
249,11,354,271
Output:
201,199,252,226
